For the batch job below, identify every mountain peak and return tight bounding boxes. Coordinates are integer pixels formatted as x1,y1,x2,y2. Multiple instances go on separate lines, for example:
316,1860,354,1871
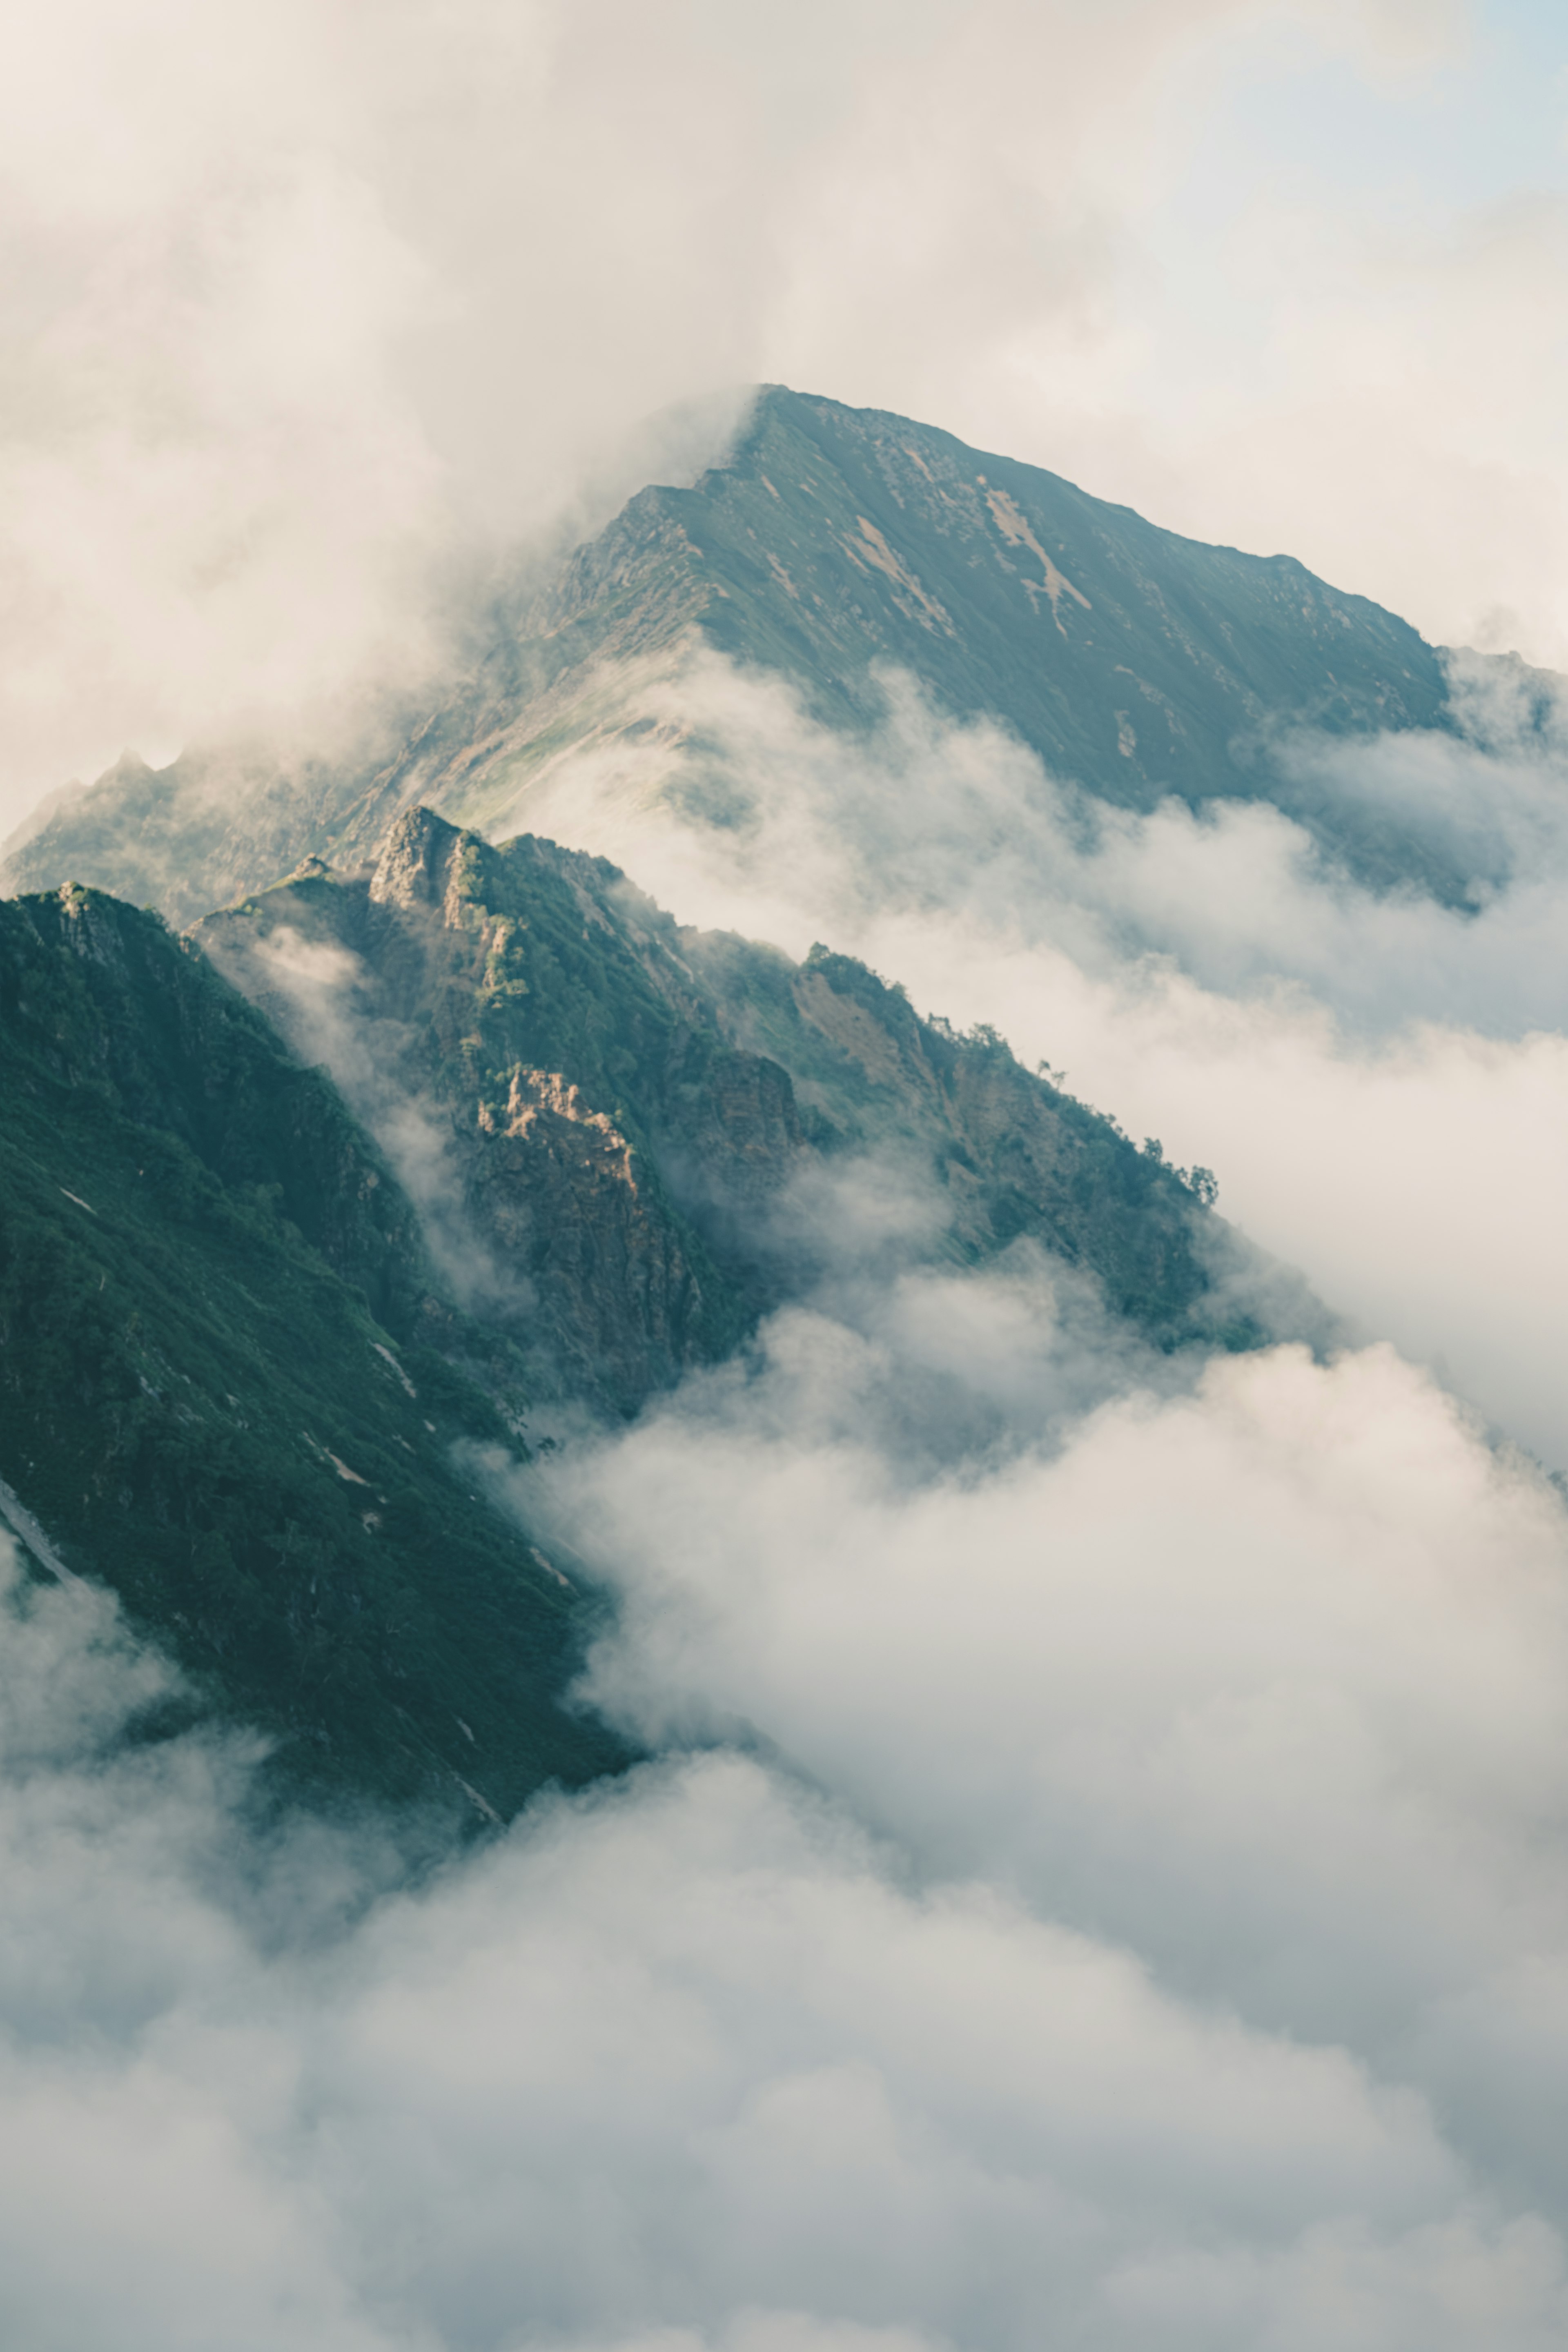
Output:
368,804,472,912
3,386,1479,916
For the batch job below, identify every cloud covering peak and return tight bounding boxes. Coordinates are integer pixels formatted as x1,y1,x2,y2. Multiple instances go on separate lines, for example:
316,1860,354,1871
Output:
7,0,1568,826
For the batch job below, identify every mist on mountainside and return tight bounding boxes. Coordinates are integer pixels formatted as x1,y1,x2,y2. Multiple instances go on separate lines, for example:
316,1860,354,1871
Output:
20,386,1568,1488
11,0,1568,2341
5,1255,1568,2348
6,357,1568,2344
7,728,1568,2348
2,382,1489,928
441,633,1568,1470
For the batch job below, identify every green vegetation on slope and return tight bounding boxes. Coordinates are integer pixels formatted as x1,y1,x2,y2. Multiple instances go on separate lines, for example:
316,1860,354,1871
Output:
197,810,1246,1404
0,884,626,1815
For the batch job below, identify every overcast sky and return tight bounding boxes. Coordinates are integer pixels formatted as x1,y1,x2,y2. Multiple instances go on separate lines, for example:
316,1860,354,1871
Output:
4,0,1568,822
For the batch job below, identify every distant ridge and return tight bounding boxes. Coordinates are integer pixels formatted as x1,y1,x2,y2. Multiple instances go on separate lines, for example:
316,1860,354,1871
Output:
3,386,1493,916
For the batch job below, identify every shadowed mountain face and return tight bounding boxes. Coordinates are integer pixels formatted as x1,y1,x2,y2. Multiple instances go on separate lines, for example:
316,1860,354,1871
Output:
0,804,1286,1812
193,807,1254,1419
4,387,1481,920
0,882,626,1817
462,385,1450,822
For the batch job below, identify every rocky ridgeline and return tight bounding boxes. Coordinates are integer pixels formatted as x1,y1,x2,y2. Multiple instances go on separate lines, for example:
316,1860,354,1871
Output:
0,801,1260,1813
3,386,1488,923
196,806,1242,1414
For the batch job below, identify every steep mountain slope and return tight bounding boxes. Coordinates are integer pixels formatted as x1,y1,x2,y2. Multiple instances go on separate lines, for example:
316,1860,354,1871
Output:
0,803,1290,1815
0,883,626,1816
4,388,1487,920
425,384,1450,846
192,807,1252,1416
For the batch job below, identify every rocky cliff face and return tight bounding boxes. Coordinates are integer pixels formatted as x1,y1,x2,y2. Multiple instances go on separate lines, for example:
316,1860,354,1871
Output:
194,808,1247,1424
196,813,784,1412
471,384,1451,828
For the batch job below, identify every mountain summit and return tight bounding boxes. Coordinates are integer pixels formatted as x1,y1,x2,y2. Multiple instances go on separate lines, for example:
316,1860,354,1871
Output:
4,387,1483,918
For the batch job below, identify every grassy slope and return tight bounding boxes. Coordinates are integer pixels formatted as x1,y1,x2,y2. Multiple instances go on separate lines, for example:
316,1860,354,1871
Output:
0,885,627,1816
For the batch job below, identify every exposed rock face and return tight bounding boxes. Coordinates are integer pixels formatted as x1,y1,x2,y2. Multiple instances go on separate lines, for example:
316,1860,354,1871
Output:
194,808,1245,1418
4,386,1514,921
483,385,1451,831
194,812,793,1410
469,1065,720,1408
0,806,1280,1810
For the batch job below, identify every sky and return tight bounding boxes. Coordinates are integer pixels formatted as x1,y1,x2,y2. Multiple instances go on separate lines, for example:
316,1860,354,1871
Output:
4,0,1568,821
10,7,1568,2348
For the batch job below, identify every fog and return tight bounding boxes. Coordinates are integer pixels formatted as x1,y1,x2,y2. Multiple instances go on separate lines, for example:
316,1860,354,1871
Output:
12,590,1568,2352
10,4,1568,2341
9,1263,1568,2350
13,720,1568,2341
481,644,1568,1466
8,0,1568,824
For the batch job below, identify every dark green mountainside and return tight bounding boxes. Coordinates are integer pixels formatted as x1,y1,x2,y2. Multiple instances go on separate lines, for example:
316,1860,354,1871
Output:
3,388,1491,919
0,807,1268,1813
0,884,624,1816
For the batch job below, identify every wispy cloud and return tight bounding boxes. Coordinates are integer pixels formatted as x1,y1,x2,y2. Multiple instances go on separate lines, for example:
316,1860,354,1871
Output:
490,645,1568,1465
7,0,1562,825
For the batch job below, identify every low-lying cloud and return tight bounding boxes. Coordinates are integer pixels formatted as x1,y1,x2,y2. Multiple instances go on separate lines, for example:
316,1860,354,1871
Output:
8,1234,1568,2349
12,700,1568,2334
494,646,1568,1466
11,8,1568,2340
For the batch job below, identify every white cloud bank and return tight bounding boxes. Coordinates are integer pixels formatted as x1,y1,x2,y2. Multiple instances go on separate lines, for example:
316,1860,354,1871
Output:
8,1262,1568,2349
9,8,1568,2336
10,650,1568,2337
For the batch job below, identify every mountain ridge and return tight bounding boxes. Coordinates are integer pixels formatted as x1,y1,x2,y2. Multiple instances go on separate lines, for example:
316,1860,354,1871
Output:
193,805,1254,1403
0,875,628,1815
2,385,1506,922
0,796,1290,1814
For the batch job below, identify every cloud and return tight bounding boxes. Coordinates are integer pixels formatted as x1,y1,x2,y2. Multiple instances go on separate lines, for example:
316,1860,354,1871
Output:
219,920,533,1323
8,0,1562,829
484,644,1568,1466
12,10,1568,2331
9,1246,1568,2350
0,0,1228,820
7,753,1568,2332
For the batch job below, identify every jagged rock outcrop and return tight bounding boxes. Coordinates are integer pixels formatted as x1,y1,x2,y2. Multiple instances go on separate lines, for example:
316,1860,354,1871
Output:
0,805,1276,1812
194,808,1246,1420
195,811,808,1411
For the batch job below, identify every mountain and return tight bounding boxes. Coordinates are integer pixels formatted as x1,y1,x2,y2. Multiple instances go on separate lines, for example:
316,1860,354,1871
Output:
0,880,626,1818
2,777,1322,1815
3,387,1494,922
419,384,1451,855
192,806,1253,1403
0,804,1271,1813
